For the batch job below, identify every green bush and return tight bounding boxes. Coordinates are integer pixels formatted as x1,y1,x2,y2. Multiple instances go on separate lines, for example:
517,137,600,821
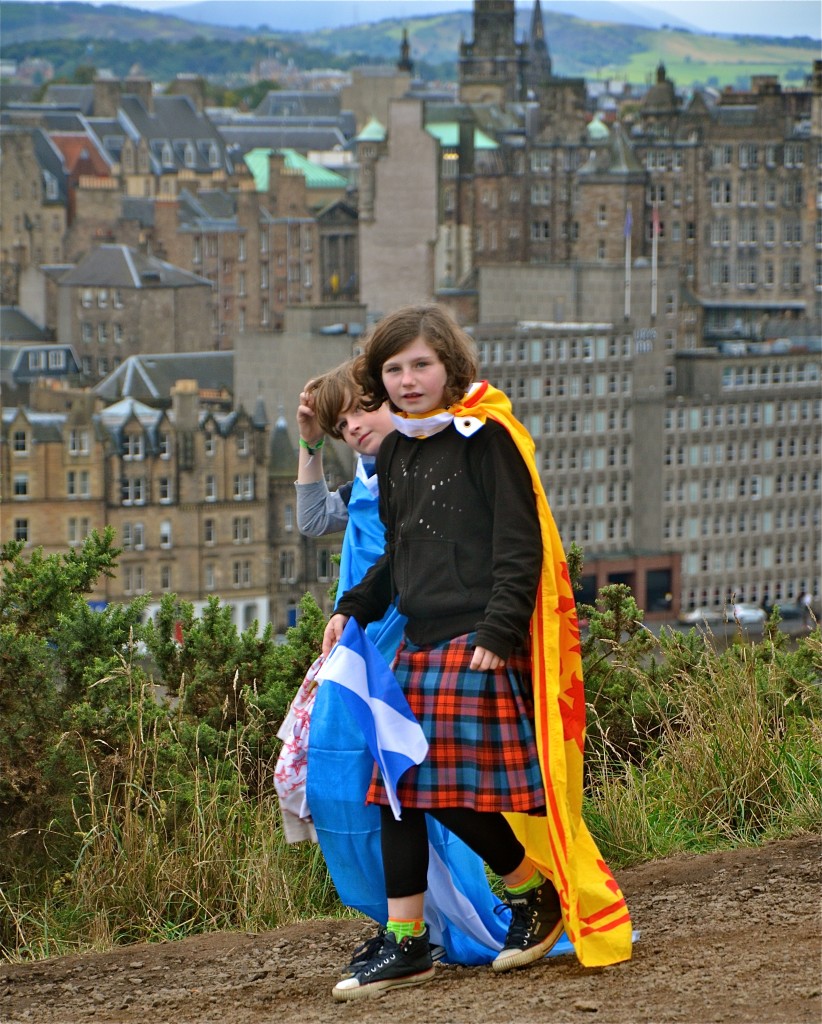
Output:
1,537,819,963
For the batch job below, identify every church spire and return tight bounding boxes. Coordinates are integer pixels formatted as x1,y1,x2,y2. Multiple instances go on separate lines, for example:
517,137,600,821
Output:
397,27,414,74
527,0,552,86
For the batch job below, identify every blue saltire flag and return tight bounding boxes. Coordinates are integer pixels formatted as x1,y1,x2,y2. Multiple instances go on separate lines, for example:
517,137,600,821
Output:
315,617,428,820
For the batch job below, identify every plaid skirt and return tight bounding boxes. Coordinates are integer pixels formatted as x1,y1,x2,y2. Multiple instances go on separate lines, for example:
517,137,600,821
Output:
367,632,546,814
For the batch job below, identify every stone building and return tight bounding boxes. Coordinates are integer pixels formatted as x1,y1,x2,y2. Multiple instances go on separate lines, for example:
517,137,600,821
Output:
0,379,270,631
0,126,68,304
56,244,213,381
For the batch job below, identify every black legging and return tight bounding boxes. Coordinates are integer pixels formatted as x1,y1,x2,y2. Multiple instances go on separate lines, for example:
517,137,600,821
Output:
380,805,525,898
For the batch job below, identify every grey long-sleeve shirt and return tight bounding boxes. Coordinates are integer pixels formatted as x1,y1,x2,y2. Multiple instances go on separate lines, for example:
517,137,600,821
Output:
295,478,352,537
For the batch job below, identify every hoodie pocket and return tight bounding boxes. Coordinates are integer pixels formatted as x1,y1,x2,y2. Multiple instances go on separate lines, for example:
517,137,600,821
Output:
394,536,473,619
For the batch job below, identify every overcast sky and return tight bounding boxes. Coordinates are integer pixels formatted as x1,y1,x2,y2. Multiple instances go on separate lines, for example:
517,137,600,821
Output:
11,0,822,39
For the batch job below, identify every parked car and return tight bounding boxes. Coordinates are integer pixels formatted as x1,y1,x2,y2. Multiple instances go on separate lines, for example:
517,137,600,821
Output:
732,603,767,625
772,602,804,620
678,606,723,625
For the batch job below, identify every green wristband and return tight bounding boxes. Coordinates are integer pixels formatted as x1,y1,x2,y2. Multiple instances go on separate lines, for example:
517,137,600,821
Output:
299,437,325,454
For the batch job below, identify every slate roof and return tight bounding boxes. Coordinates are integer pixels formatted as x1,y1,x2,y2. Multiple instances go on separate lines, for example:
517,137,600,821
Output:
0,342,80,382
93,351,234,406
220,125,349,159
0,307,51,342
268,415,298,478
254,91,342,118
1,407,67,443
82,93,233,176
41,84,96,114
175,189,237,231
58,245,212,289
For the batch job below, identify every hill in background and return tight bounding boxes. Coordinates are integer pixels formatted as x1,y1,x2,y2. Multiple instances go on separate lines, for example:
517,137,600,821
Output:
1,0,818,89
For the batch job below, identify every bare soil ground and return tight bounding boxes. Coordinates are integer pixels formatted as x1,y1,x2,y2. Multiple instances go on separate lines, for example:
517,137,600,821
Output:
2,835,819,1024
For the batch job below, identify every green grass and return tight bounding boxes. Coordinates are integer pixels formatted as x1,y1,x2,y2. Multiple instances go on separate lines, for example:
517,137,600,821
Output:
1,587,819,965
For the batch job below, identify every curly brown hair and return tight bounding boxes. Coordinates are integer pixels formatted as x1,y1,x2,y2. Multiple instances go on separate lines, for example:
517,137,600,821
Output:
356,304,478,412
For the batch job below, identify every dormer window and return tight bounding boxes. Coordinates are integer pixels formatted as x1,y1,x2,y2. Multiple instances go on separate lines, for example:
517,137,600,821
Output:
209,143,220,168
184,142,196,168
161,142,174,168
123,433,144,460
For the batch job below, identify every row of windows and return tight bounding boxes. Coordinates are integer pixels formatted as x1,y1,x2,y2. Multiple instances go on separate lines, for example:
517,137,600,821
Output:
80,288,124,309
25,349,68,371
120,515,257,551
121,431,251,459
708,258,805,289
664,471,819,497
543,445,631,471
663,437,819,472
681,543,816,576
539,408,632,435
121,559,253,596
478,334,633,365
61,470,91,497
664,506,815,539
8,429,252,459
120,473,256,504
665,398,820,430
708,142,813,170
721,364,820,390
278,549,337,584
686,578,814,610
562,517,631,545
709,179,805,207
547,481,631,505
709,217,805,245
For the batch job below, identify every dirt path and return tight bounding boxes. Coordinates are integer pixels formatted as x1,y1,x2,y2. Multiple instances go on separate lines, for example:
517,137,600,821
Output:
2,835,819,1024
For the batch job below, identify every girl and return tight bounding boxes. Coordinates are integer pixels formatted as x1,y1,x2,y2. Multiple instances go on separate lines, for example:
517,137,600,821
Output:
286,358,511,973
324,306,632,1001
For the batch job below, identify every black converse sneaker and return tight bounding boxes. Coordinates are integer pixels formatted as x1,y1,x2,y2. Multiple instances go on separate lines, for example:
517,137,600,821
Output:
332,926,436,1001
492,881,564,972
340,926,387,977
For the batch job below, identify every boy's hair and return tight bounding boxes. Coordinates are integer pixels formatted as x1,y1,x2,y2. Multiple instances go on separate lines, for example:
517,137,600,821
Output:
357,304,478,411
307,357,366,439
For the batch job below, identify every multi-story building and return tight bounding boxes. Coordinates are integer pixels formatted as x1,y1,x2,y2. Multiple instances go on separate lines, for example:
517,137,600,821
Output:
356,0,820,344
629,63,820,341
56,244,213,380
0,125,68,304
0,378,270,630
473,258,820,614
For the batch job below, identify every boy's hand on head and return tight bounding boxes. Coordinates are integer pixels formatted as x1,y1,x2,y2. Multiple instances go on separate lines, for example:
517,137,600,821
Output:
297,383,323,445
322,614,349,657
470,646,504,672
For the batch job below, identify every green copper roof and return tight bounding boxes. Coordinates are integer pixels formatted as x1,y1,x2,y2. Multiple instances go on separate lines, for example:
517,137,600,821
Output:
356,117,386,142
587,113,610,140
424,123,499,150
244,148,347,192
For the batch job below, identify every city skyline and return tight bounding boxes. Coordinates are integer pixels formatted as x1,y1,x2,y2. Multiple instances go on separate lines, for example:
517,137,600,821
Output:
8,0,822,39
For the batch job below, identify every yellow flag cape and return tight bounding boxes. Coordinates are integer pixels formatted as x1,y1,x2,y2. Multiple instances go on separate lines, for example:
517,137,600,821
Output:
450,381,633,967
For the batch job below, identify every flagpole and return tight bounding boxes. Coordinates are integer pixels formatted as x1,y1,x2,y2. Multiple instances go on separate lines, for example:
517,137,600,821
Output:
624,203,632,320
651,202,658,320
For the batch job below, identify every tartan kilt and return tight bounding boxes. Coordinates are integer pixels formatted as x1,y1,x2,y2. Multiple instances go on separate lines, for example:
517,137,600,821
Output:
366,632,546,814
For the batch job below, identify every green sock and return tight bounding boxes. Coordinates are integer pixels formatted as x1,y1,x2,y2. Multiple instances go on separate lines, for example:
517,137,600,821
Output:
387,917,425,941
506,866,545,895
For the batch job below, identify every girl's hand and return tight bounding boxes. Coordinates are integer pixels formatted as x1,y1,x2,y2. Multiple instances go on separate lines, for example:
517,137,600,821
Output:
470,646,504,671
297,383,324,446
322,613,349,657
